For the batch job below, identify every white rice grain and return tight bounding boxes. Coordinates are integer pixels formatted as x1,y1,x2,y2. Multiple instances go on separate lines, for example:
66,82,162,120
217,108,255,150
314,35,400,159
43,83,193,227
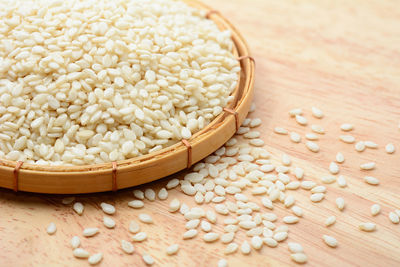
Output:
264,237,278,247
144,189,156,201
340,124,353,131
241,241,251,254
158,188,168,200
321,176,336,184
289,108,303,117
311,125,325,134
310,193,325,202
329,162,339,174
166,179,180,190
301,181,317,190
290,132,302,143
360,162,376,170
166,244,179,256
129,221,141,234
336,152,345,163
221,232,235,244
274,127,288,135
364,141,378,149
311,185,326,193
273,232,288,242
73,248,90,259
389,212,399,224
128,200,144,209
46,222,57,235
291,253,308,264
83,228,99,237
283,216,299,224
295,115,308,126
142,254,154,265
250,118,262,128
73,202,84,215
169,199,181,212
306,141,320,153
218,259,228,267
294,167,304,180
359,222,376,232
88,253,103,265
121,240,135,254
325,216,336,227
291,206,303,217
364,176,379,185
355,141,365,152
249,139,264,147
370,204,381,216
133,190,145,199
224,243,238,255
251,236,263,250
206,210,217,224
311,107,324,119
385,143,395,154
183,229,198,239
305,133,319,140
288,242,304,253
337,175,347,188
62,197,75,205
322,235,337,248
186,219,200,230
279,154,290,167
339,135,355,144
70,236,81,249
100,202,115,215
103,217,116,229
132,232,147,242
336,197,345,211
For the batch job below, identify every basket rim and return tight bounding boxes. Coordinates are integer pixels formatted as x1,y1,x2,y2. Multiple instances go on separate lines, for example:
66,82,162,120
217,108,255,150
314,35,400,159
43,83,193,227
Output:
0,0,254,175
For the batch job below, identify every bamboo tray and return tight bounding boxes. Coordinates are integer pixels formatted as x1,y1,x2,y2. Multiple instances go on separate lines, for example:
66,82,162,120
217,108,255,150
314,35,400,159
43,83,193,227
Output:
0,0,255,194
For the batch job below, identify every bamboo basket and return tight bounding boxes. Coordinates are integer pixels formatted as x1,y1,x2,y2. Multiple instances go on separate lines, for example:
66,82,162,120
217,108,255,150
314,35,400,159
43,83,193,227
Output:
0,0,255,194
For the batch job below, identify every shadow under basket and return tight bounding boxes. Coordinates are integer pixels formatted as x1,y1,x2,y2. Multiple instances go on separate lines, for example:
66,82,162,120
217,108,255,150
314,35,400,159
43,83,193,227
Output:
0,0,255,194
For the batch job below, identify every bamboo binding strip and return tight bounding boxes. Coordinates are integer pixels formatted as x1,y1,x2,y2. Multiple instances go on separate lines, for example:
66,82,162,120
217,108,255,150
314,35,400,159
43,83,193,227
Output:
0,0,255,194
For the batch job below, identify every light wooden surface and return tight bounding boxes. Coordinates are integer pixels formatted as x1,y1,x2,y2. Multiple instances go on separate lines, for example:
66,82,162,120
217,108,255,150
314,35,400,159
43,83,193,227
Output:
1,0,400,266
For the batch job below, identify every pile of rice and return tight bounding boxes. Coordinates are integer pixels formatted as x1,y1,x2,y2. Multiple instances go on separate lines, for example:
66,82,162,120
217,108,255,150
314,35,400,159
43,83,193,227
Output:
0,0,240,165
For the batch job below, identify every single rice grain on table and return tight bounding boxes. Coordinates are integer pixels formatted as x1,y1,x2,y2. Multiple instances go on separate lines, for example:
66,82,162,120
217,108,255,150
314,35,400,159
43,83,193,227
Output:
323,235,338,248
289,108,303,117
88,253,103,265
311,107,324,118
73,248,90,259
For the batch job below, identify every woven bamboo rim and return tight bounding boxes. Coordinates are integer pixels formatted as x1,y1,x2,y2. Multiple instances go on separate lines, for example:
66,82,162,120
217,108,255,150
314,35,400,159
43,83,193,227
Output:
0,0,255,194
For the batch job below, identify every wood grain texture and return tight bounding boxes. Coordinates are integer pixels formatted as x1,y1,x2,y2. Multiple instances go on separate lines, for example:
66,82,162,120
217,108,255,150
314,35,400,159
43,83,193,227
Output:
1,0,400,266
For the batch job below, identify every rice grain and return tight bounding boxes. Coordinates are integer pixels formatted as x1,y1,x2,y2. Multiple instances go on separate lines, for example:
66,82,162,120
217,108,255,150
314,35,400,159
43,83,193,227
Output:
46,222,57,235
121,240,135,254
166,244,179,256
322,235,337,248
359,222,376,232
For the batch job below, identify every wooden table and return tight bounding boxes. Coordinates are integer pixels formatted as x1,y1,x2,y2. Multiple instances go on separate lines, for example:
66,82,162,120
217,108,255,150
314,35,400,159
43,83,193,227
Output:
1,0,400,266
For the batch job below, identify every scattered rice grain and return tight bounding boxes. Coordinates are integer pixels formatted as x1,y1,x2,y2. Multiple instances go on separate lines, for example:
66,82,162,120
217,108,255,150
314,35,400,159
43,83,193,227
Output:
274,127,288,135
339,135,355,144
121,240,135,254
385,143,395,154
295,115,308,126
340,124,353,131
370,204,381,216
359,222,376,232
322,235,337,248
